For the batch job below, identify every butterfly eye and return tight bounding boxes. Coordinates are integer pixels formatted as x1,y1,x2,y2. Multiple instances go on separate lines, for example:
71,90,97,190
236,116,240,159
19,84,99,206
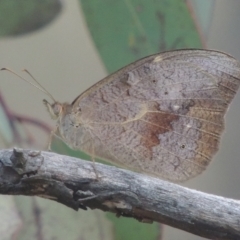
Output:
43,100,62,120
53,104,62,116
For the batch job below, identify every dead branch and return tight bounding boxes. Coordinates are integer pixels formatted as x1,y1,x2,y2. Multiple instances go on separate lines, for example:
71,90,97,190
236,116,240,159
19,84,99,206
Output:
0,148,239,240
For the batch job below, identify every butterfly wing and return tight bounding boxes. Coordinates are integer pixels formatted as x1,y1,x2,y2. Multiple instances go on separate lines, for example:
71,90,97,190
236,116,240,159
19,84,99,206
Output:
71,49,240,182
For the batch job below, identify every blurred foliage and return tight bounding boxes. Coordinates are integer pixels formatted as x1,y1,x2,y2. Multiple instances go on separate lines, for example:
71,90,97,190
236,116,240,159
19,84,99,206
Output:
0,0,204,239
80,0,202,73
0,0,62,36
14,196,114,240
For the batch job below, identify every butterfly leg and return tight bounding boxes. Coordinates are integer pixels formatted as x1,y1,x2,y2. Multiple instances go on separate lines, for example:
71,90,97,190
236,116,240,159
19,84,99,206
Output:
89,139,101,181
91,154,100,180
47,126,60,151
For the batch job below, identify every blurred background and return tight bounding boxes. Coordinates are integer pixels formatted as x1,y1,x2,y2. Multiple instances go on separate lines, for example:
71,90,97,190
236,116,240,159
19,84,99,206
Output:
0,0,240,239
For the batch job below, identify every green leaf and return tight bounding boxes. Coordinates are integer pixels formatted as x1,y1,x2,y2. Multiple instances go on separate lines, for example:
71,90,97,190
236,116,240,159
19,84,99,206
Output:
190,0,214,38
79,0,202,73
53,2,203,240
0,0,62,37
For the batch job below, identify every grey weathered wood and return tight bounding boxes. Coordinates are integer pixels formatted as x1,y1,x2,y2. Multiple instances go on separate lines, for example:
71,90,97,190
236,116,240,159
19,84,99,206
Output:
0,148,239,239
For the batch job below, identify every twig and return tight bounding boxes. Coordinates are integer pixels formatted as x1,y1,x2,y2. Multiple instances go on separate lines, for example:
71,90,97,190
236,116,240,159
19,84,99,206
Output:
0,148,239,240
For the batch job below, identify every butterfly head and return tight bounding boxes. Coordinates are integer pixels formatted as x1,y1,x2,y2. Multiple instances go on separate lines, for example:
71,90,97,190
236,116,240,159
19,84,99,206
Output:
43,99,63,120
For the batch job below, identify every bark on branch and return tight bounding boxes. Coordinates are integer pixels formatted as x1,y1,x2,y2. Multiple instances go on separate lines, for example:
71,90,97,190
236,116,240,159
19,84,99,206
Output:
0,148,239,240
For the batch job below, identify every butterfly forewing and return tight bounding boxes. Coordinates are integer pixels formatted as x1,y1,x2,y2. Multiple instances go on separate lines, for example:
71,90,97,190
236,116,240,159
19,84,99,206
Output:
67,50,240,182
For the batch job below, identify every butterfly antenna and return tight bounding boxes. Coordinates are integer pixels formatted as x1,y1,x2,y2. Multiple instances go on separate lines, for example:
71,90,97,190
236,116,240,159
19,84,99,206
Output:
1,67,56,102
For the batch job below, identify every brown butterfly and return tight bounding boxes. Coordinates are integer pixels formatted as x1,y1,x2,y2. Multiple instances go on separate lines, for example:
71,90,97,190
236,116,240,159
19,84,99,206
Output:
3,49,240,182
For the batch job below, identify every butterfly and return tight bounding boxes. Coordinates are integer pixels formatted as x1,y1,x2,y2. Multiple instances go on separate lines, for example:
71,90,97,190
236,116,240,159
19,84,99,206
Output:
3,49,240,182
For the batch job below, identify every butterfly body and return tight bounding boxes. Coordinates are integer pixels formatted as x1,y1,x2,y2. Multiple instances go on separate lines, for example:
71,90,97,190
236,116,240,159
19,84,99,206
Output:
44,49,240,182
